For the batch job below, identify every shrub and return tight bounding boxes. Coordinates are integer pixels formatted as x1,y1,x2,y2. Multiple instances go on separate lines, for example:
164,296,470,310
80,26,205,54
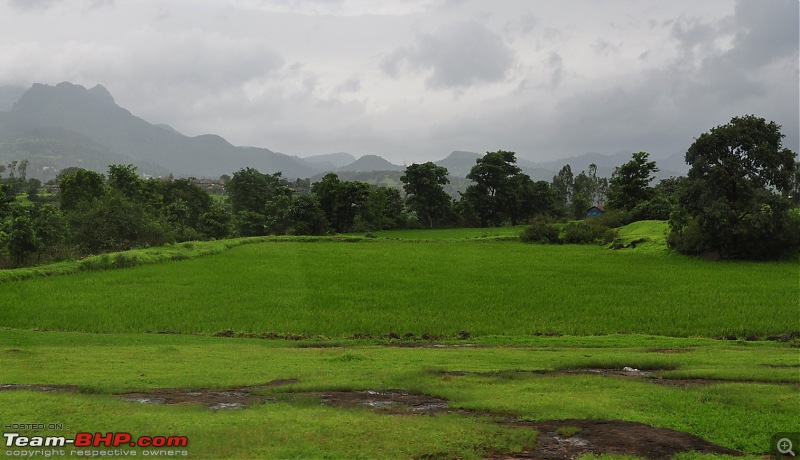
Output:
562,220,616,245
631,197,673,221
520,216,561,244
593,209,633,228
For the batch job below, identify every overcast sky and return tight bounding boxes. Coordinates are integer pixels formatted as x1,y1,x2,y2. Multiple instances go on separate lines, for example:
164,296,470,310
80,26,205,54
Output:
0,0,797,164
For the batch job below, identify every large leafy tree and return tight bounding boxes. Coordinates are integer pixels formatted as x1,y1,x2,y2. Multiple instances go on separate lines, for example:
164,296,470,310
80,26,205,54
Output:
606,152,658,211
228,167,293,236
400,162,451,228
670,115,799,260
462,150,538,226
310,173,370,233
58,169,107,212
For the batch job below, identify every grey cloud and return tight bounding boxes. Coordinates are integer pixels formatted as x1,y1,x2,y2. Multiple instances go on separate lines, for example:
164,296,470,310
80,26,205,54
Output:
724,0,798,69
7,0,60,10
126,31,285,88
503,11,538,38
7,0,113,10
592,39,621,56
380,21,515,89
546,52,563,90
335,76,361,94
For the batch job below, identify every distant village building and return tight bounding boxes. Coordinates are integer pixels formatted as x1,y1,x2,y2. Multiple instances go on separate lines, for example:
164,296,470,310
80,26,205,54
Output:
586,205,606,217
190,178,226,194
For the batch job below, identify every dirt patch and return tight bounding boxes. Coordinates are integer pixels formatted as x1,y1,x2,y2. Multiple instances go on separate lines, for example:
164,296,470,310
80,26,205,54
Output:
312,390,451,414
0,383,80,392
497,419,742,459
647,348,694,353
316,390,741,458
1,382,743,458
119,378,300,410
435,367,798,387
0,379,299,410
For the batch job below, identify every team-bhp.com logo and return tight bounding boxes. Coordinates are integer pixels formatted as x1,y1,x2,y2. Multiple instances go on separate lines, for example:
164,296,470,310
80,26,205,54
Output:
5,432,188,448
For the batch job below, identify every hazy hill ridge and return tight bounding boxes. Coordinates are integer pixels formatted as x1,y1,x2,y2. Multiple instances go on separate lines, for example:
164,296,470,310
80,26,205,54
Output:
0,82,687,182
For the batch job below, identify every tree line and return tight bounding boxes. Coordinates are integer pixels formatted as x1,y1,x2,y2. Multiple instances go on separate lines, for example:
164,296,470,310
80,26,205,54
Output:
0,115,797,266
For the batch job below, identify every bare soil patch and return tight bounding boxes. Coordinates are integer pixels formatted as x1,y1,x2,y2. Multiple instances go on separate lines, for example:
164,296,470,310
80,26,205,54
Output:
1,382,743,458
118,378,299,410
647,348,694,353
311,390,451,414
0,383,80,392
1,379,298,410
435,367,798,386
309,389,741,458
496,419,742,459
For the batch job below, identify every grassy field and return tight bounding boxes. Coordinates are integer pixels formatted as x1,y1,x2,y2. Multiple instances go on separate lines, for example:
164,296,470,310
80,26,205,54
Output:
0,231,796,337
0,330,797,458
0,222,798,458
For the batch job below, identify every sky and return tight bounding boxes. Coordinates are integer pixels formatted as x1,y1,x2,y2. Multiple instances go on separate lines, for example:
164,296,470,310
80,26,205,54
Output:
0,0,797,164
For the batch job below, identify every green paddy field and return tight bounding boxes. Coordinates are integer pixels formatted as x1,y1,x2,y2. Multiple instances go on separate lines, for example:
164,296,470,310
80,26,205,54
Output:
1,221,797,459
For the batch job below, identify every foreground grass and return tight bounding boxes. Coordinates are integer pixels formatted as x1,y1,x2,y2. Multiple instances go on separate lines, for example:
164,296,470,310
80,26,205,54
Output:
0,330,796,457
0,239,796,337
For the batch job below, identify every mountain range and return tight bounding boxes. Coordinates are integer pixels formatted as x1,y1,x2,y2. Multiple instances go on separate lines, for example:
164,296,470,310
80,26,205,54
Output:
0,82,688,182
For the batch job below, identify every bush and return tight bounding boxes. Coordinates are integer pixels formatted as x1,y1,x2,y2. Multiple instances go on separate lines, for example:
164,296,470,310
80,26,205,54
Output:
593,209,633,228
631,197,673,221
667,215,710,256
562,220,616,245
520,216,561,244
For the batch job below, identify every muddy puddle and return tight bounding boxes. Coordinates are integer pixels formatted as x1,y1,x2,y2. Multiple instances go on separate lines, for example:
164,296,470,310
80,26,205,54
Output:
1,380,745,458
499,419,742,459
1,379,298,410
307,390,741,458
118,378,300,410
313,390,450,414
436,367,798,387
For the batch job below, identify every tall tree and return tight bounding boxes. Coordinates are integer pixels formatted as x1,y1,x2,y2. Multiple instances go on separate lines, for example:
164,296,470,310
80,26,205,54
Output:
551,164,574,218
462,150,529,226
311,173,370,233
606,152,658,211
400,162,451,228
670,115,799,260
227,167,293,236
58,169,107,212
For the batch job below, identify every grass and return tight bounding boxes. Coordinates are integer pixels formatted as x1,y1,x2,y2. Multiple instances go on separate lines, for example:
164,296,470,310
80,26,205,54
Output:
0,237,796,337
612,220,670,254
0,224,797,458
0,329,796,457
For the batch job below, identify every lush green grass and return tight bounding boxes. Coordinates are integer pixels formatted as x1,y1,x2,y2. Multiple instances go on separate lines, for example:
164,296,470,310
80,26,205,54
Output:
0,330,796,457
613,220,670,254
0,228,797,458
0,239,796,337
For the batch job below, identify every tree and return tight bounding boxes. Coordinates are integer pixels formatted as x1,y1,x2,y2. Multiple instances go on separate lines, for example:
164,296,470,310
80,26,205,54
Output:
0,203,67,265
227,168,293,236
68,192,173,253
462,150,530,226
360,187,406,231
107,164,144,201
400,162,451,228
58,169,107,212
606,152,658,211
311,173,370,233
551,165,574,218
670,115,799,260
159,179,215,240
286,194,329,235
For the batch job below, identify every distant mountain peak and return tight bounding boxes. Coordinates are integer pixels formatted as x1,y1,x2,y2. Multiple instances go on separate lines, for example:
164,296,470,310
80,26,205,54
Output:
338,154,403,172
88,84,115,104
